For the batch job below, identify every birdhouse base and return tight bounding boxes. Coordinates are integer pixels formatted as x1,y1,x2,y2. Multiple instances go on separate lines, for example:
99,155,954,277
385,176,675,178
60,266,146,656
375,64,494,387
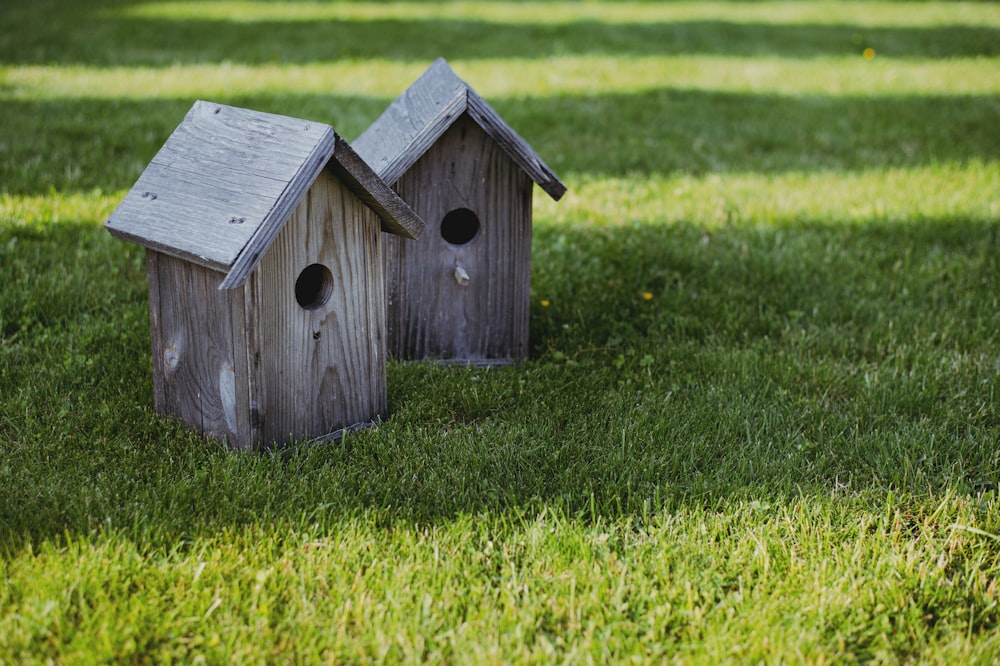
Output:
274,418,380,451
405,357,517,368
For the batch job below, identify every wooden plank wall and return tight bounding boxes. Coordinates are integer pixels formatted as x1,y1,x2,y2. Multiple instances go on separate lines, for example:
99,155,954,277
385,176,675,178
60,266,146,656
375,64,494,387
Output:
147,249,246,444
385,113,533,363
145,170,387,449
250,169,387,444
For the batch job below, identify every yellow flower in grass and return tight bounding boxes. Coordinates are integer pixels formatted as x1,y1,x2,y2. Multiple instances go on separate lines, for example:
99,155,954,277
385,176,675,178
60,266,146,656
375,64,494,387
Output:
540,299,551,308
642,292,654,301
863,48,876,60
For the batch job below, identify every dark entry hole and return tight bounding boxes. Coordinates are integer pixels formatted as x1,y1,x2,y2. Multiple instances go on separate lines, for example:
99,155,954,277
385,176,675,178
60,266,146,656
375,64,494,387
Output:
295,263,333,310
440,208,481,245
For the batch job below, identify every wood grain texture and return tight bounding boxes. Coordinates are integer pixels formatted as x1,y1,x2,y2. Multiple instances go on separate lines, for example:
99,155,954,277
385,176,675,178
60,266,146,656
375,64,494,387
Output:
219,124,338,290
146,250,243,443
229,278,259,449
147,172,390,448
384,113,533,363
327,135,426,241
249,169,387,444
353,58,566,202
108,100,422,292
466,92,566,201
352,61,468,186
107,101,336,282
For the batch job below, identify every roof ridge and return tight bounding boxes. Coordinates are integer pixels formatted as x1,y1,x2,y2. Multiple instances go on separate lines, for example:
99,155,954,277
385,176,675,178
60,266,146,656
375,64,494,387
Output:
106,100,424,291
353,59,566,201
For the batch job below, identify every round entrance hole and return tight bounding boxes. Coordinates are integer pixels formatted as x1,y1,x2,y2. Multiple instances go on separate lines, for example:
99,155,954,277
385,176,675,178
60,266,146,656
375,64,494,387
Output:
295,263,333,310
440,208,481,245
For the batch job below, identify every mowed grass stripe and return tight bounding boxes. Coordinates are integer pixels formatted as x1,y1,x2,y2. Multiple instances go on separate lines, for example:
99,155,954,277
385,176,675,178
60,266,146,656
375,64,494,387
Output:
4,163,997,228
2,1,998,662
2,497,998,663
112,1,1000,29
537,164,1000,229
4,55,1000,101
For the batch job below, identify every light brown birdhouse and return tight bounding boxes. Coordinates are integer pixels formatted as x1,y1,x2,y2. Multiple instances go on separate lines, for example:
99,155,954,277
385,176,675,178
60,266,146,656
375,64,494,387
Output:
105,100,425,449
354,58,566,365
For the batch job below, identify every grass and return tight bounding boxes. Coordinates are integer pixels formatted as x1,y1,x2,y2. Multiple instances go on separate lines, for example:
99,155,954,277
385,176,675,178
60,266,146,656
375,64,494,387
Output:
3,500,998,663
1,0,999,663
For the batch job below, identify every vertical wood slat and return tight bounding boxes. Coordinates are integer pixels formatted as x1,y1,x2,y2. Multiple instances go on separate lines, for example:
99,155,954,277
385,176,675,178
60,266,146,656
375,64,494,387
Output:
251,170,387,444
116,101,418,448
385,114,533,363
146,249,167,415
146,250,240,442
227,283,255,449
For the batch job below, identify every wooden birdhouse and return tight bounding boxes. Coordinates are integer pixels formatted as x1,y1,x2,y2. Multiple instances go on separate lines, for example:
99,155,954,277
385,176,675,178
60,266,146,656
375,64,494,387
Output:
354,58,566,365
105,100,425,449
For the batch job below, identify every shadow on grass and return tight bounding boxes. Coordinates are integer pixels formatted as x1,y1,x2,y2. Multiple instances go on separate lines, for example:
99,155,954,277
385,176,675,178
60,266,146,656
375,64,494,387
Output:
2,89,999,195
1,216,997,550
3,11,999,66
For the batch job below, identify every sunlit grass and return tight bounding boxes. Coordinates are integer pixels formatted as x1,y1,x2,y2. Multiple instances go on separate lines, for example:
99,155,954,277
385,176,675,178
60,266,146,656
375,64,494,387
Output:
536,162,1000,229
4,163,997,234
2,495,998,663
3,0,999,662
0,191,118,227
5,55,1000,101
113,1,1000,29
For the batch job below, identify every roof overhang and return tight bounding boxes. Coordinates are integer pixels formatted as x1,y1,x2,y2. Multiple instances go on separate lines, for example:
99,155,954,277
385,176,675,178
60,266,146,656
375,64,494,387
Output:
105,101,424,290
353,58,566,202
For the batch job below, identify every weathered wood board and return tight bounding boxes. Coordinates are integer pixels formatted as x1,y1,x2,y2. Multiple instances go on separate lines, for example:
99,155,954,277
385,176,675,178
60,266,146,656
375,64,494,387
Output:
110,101,336,277
384,114,533,362
250,169,387,443
108,100,424,448
106,100,423,290
354,58,565,202
147,250,246,443
354,58,565,364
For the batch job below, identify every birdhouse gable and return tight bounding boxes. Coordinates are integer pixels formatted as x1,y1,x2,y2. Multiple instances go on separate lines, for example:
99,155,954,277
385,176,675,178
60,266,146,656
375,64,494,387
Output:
353,58,566,201
106,101,424,290
324,137,426,242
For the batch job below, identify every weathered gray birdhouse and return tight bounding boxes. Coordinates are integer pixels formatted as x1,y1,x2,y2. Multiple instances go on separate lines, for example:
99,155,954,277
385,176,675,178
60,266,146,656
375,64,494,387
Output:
105,100,425,449
354,58,566,365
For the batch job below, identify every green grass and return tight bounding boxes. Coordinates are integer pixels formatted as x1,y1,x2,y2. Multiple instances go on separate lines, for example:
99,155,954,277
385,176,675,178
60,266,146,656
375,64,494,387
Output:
3,500,998,663
2,0,1000,663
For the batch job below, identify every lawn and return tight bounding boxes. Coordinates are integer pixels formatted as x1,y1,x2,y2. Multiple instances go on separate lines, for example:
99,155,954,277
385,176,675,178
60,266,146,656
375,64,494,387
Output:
1,0,999,663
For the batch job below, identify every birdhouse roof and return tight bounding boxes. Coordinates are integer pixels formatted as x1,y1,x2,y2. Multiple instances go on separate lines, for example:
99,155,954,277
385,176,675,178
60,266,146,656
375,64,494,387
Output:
353,58,566,201
105,100,425,290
